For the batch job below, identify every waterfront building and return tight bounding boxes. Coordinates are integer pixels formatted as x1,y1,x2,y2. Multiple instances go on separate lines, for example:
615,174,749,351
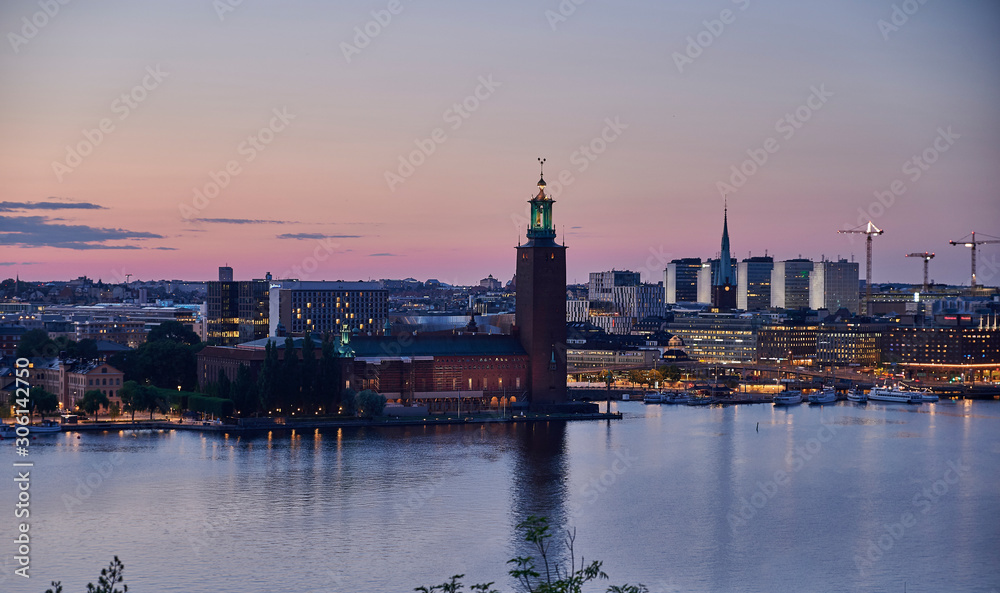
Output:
566,347,659,370
810,259,860,314
664,258,702,304
268,280,387,336
756,324,819,364
737,256,773,311
515,165,568,408
816,324,885,367
666,314,758,363
206,267,272,346
31,358,124,410
886,323,1000,381
771,259,814,310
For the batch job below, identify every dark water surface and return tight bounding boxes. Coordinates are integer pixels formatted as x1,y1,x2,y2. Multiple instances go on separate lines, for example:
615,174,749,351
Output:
4,400,999,592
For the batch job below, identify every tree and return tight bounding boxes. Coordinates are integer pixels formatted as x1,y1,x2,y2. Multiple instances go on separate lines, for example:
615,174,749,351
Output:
231,363,258,416
140,386,164,420
280,336,300,411
341,388,357,416
317,335,342,414
357,389,386,418
147,320,200,345
109,401,121,421
81,390,109,420
300,332,318,411
119,381,143,422
46,555,129,593
16,329,56,358
256,340,280,414
31,387,60,421
417,517,647,593
627,369,643,387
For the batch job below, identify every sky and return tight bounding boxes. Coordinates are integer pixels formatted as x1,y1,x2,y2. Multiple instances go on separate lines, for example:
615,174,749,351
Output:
1,0,998,287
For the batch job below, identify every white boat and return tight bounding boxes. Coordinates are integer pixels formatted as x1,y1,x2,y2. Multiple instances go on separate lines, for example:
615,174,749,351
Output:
917,392,939,402
868,387,923,404
808,387,837,404
643,393,664,404
773,391,803,406
846,387,867,403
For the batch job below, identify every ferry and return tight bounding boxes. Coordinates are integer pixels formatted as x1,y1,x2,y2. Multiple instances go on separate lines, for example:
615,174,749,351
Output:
808,387,837,405
643,393,664,404
917,392,939,403
846,387,867,403
665,392,691,404
773,391,803,406
686,396,716,406
867,387,923,404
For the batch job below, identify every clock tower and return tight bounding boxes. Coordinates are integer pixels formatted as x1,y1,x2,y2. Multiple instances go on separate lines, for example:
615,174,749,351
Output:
515,159,568,409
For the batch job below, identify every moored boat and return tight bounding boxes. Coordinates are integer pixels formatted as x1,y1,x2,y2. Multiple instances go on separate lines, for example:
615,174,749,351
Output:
773,391,803,406
665,392,691,404
846,387,867,403
808,387,837,404
0,420,61,437
868,386,923,404
643,393,664,404
686,396,716,406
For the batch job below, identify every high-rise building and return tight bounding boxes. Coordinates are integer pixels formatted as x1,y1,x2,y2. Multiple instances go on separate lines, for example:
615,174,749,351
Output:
712,204,737,309
515,165,567,409
810,259,860,314
771,259,814,310
588,270,640,303
206,268,271,346
664,258,701,304
738,256,774,311
697,261,713,304
612,284,666,320
268,280,387,336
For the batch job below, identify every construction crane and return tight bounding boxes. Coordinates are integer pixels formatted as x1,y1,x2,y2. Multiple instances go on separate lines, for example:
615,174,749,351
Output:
904,252,935,292
839,221,883,315
949,231,1000,288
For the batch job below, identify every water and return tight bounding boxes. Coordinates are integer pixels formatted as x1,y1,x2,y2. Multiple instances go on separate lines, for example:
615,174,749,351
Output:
4,400,999,593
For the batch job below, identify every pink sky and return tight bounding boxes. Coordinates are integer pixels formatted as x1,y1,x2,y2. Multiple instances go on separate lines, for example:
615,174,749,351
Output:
2,0,999,286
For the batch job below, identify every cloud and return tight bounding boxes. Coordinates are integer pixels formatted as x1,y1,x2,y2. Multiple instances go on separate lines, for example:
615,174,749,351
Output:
0,200,107,212
0,262,38,266
276,233,363,240
0,215,162,250
368,252,400,257
151,247,178,250
194,218,295,225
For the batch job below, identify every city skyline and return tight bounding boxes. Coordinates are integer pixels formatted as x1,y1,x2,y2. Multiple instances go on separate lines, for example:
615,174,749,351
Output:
2,0,999,286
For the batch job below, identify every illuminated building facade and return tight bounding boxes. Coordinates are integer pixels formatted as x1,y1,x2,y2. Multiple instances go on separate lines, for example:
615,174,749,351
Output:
268,281,387,336
207,267,271,346
737,256,773,311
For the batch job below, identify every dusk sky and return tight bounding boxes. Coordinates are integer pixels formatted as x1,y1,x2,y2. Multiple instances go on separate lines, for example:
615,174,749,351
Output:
2,0,998,286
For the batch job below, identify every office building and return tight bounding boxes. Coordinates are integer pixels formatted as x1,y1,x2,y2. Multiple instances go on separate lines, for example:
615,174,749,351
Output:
738,256,773,311
589,270,640,303
268,280,387,337
207,267,272,346
664,258,701,304
771,259,814,310
810,259,860,314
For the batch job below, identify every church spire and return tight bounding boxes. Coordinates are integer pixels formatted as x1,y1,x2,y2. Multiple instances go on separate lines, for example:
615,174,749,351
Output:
714,198,734,286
